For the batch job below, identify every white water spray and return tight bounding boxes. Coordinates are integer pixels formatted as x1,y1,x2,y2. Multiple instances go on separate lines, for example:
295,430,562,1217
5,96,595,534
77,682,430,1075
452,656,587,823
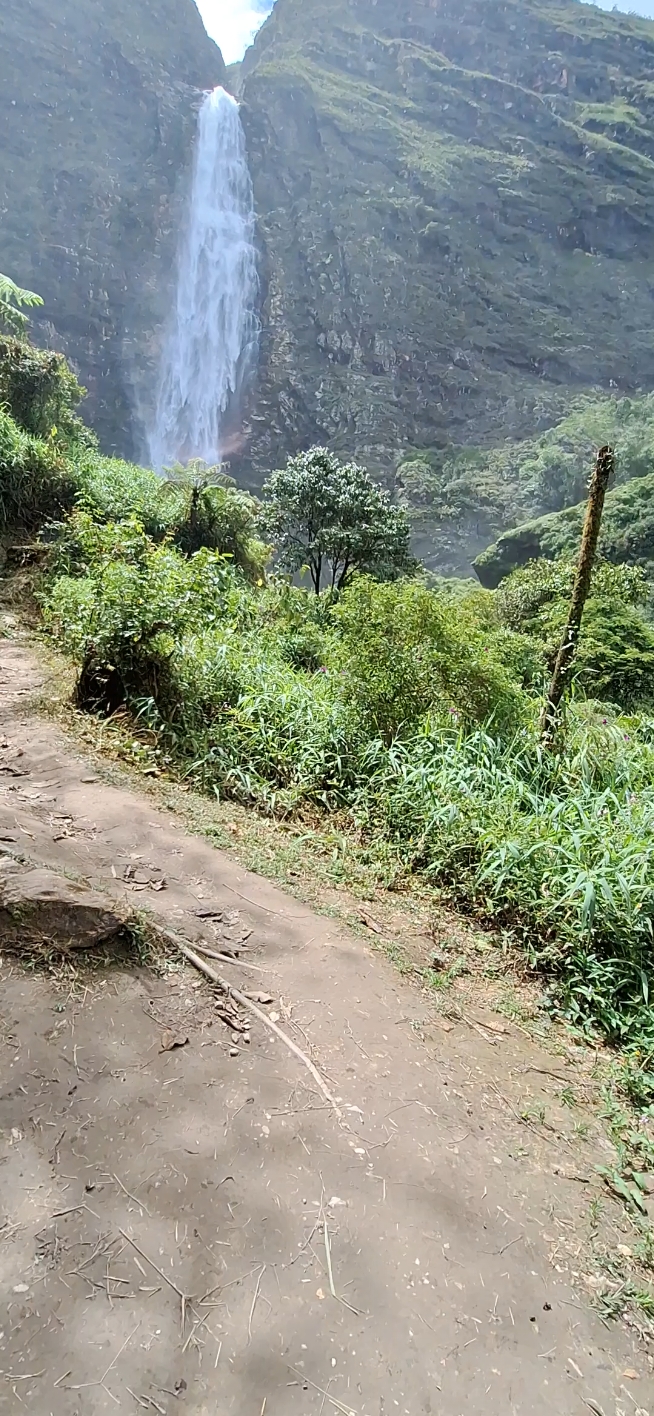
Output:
149,87,258,470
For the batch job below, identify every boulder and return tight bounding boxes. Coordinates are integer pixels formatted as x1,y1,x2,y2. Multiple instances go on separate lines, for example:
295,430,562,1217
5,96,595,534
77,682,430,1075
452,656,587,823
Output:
0,855,122,951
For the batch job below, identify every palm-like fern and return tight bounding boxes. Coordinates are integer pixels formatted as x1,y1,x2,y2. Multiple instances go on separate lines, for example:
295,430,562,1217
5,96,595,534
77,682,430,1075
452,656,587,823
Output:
0,272,43,335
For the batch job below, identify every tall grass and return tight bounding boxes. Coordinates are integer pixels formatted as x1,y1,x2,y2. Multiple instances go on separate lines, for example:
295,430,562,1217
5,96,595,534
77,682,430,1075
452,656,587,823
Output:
355,717,654,1042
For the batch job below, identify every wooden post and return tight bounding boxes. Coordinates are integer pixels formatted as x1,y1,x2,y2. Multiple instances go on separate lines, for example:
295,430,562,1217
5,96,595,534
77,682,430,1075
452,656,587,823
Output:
541,444,615,744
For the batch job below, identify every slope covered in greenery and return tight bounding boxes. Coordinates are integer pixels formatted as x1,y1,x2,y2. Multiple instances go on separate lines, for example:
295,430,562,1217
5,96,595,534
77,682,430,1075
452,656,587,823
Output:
4,335,654,1053
396,390,654,576
241,0,654,481
475,468,654,586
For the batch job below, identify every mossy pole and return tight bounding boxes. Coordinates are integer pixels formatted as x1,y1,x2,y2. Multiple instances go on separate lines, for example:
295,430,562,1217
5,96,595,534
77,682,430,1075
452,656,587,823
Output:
541,444,615,745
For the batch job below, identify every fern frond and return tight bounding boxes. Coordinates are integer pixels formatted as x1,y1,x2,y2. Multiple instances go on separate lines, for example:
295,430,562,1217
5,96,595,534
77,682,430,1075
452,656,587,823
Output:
0,273,44,334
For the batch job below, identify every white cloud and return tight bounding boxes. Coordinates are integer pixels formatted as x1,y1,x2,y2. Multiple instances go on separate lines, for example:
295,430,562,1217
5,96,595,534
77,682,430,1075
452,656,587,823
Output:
195,0,273,65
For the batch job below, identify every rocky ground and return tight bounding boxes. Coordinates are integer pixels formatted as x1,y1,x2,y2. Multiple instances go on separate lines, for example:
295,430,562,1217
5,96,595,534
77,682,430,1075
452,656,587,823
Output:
0,632,652,1415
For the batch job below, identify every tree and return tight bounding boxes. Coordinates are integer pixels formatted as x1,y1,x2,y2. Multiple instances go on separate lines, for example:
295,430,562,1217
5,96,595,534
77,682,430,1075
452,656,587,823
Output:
259,446,416,593
0,273,43,335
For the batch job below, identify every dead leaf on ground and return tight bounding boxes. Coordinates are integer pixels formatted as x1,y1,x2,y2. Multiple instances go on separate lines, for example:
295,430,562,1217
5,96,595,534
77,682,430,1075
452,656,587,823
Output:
160,1031,189,1052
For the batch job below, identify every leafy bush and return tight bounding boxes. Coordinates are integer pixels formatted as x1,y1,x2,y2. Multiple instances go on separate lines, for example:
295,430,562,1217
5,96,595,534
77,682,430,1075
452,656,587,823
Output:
71,451,268,578
496,559,654,708
333,576,527,741
0,407,75,531
43,514,243,706
0,336,85,441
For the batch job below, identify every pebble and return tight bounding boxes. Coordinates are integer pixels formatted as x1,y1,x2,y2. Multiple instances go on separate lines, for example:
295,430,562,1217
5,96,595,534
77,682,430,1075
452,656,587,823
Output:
229,1047,239,1058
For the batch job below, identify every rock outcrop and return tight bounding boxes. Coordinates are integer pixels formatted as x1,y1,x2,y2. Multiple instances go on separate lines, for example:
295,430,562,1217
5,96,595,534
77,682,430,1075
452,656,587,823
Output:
0,854,123,951
0,0,224,459
240,0,654,479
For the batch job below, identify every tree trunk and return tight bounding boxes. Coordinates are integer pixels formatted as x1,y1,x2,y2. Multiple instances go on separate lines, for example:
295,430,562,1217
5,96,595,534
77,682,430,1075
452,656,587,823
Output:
541,444,615,745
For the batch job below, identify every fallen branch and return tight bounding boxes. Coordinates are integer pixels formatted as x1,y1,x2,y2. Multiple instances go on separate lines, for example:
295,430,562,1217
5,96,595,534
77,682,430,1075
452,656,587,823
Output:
191,942,268,974
164,931,342,1121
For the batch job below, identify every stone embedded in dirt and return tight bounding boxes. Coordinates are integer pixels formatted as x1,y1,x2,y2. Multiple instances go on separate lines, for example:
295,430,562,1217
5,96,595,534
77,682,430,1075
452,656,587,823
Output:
0,855,123,951
160,1031,189,1052
123,863,167,891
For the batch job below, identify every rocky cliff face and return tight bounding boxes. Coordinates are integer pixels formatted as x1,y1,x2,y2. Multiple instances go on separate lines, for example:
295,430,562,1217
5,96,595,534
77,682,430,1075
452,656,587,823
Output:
0,0,224,457
240,0,654,480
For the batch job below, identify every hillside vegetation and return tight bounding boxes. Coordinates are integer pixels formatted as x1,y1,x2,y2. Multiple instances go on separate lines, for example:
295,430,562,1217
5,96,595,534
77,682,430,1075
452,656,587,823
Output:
395,390,654,577
4,336,654,1059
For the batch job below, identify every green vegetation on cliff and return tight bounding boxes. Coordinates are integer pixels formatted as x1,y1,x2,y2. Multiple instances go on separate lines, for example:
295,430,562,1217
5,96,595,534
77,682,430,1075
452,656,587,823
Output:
396,390,654,576
476,472,654,586
5,335,654,1049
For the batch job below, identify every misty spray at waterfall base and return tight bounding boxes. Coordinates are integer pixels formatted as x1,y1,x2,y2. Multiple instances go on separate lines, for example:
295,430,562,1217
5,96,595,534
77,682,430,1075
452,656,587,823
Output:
149,87,258,471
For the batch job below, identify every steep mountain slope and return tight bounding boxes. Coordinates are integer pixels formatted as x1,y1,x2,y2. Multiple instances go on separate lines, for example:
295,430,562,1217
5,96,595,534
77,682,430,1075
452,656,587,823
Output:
241,0,654,478
0,0,224,457
475,470,654,585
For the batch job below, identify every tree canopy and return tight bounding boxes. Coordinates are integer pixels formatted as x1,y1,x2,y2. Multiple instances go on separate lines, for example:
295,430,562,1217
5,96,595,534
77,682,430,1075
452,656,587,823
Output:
259,446,416,593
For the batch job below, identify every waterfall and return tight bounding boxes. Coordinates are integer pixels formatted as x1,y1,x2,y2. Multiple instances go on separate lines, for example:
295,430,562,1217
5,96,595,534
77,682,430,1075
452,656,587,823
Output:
148,87,258,470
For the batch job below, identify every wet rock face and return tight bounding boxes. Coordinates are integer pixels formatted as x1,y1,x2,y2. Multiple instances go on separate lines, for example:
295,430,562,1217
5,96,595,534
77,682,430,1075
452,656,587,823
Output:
0,0,224,460
240,0,654,480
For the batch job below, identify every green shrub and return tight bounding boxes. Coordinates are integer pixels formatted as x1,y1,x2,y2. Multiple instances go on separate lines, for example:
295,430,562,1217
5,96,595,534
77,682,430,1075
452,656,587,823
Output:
333,576,527,741
43,515,243,704
496,559,654,708
0,336,85,441
71,451,268,578
0,407,75,531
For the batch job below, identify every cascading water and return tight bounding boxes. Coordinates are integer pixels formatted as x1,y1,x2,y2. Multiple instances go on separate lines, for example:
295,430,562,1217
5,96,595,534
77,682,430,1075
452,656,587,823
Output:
148,86,258,470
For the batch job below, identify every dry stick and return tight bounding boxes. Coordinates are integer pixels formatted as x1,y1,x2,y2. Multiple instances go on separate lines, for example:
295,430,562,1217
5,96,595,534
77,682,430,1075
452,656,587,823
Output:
167,934,343,1122
192,943,268,974
288,1366,358,1416
109,1172,151,1217
248,1264,266,1343
119,1227,190,1331
541,445,615,744
323,1214,362,1317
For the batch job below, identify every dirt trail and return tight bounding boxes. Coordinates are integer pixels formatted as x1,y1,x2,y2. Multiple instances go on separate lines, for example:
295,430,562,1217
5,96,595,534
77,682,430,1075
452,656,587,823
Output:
0,635,650,1415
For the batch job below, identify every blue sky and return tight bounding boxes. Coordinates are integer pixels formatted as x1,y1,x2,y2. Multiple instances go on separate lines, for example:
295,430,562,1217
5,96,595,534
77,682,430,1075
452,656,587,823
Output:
591,0,654,13
195,0,654,66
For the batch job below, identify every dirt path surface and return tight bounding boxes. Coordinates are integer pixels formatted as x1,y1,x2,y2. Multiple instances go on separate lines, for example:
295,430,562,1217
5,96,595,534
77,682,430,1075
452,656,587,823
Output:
0,636,651,1416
